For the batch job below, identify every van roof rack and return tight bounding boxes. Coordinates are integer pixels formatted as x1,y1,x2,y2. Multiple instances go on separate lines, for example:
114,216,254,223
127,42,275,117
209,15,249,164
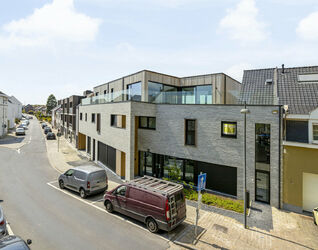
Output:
128,176,183,196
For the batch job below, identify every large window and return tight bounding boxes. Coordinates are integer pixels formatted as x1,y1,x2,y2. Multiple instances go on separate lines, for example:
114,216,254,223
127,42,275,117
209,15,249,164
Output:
221,121,237,138
139,117,156,130
127,82,142,101
185,119,196,145
196,85,212,104
255,123,270,204
182,87,196,104
148,81,163,103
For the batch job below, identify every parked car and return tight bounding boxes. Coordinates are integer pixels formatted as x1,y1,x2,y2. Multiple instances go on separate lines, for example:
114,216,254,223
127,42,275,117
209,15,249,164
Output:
58,166,108,199
44,127,52,135
22,120,29,125
46,132,56,140
104,176,186,233
18,124,27,130
15,128,25,136
41,123,47,129
0,236,32,249
313,207,318,225
0,206,7,239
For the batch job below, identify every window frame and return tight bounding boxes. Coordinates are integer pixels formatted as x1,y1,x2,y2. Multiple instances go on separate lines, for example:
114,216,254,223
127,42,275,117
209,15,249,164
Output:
85,113,87,122
185,119,196,146
221,121,237,139
96,113,101,133
91,113,95,123
80,113,83,121
313,123,318,143
138,116,156,130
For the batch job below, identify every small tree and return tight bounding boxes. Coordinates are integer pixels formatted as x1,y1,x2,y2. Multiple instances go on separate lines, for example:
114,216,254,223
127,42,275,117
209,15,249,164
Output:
46,94,57,115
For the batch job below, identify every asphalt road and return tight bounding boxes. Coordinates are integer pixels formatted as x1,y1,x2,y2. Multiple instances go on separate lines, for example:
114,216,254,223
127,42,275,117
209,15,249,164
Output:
0,119,169,250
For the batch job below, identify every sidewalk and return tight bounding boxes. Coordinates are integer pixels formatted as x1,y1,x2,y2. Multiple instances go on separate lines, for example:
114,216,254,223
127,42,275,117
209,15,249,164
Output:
44,123,318,250
45,125,120,191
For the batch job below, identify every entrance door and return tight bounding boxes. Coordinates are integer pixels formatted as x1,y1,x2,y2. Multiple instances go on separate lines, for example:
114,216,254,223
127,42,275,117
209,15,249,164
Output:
255,170,270,203
92,139,95,161
303,173,318,212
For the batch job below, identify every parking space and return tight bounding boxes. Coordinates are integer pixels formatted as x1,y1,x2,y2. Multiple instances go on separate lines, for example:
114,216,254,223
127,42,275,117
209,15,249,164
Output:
46,180,192,244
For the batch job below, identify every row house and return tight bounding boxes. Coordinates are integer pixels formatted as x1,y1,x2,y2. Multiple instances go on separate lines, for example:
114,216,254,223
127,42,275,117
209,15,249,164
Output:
240,65,318,213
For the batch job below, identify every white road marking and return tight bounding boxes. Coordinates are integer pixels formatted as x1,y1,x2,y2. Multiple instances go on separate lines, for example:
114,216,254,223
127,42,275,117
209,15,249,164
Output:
46,182,171,242
91,198,104,204
6,223,14,235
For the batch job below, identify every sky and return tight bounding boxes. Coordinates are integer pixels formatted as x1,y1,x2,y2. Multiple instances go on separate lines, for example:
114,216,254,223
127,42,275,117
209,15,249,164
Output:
0,0,317,104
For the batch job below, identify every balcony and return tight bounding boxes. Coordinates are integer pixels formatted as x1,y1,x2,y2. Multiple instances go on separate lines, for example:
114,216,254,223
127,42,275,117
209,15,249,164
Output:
81,89,214,105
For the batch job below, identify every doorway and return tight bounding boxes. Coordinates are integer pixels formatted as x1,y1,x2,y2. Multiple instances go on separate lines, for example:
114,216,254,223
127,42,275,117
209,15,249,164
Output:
255,170,270,203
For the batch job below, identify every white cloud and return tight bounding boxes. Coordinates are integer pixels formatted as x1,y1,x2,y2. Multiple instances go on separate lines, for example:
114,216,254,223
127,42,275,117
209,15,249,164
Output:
297,11,318,41
0,0,101,48
219,0,267,43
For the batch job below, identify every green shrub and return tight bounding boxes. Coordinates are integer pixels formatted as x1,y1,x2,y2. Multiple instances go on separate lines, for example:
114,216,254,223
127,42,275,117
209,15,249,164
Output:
183,188,244,213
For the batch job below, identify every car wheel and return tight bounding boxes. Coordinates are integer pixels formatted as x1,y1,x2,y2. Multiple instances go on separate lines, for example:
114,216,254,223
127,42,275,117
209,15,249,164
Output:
105,200,113,213
79,188,87,199
59,180,64,189
146,218,158,233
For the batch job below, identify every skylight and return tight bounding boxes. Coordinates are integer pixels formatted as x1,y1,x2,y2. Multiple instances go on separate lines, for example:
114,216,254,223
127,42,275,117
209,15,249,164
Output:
298,74,318,82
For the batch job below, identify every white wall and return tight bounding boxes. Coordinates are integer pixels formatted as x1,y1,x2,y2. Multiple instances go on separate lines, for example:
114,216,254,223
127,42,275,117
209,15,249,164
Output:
0,95,8,137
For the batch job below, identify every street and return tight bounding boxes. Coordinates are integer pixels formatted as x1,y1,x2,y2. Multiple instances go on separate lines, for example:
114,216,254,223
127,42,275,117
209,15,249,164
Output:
0,119,169,250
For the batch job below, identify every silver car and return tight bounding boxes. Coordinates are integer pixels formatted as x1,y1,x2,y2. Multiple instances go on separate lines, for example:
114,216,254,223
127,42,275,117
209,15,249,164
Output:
58,165,108,198
0,206,7,239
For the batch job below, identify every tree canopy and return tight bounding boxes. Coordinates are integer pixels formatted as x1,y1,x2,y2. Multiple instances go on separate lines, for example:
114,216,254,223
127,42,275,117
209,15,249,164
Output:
46,94,57,114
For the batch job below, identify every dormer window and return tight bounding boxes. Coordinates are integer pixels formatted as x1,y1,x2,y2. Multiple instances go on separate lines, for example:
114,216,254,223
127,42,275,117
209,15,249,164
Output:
298,73,318,83
265,79,273,85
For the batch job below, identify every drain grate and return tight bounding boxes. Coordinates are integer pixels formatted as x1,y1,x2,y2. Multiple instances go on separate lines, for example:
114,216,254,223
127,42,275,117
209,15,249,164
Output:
212,224,228,234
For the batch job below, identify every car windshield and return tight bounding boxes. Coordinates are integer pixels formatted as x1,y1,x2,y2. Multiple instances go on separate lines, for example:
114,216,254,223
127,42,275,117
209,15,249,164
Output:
1,242,28,250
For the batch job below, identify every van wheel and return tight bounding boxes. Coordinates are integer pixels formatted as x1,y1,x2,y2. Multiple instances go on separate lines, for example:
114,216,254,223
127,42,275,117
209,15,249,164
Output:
59,180,64,189
105,201,113,213
79,188,87,199
146,218,158,233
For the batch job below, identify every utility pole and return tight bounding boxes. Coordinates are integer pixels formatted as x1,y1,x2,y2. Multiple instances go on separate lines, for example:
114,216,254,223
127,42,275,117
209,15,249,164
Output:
241,102,250,229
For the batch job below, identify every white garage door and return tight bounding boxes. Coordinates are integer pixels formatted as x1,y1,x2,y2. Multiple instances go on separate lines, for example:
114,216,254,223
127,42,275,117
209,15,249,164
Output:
303,173,318,212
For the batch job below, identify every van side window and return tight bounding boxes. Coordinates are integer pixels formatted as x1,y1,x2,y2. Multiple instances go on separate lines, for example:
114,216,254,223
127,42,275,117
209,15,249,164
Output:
65,169,74,176
116,186,127,196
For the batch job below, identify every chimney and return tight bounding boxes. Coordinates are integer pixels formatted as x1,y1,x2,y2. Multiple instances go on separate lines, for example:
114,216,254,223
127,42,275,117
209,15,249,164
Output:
282,64,285,74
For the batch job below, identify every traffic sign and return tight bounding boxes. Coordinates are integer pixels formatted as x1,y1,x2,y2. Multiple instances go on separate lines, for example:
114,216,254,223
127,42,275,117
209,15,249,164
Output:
197,173,206,191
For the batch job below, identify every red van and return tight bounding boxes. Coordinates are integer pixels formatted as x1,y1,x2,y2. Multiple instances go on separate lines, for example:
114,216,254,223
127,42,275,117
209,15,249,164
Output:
103,176,186,233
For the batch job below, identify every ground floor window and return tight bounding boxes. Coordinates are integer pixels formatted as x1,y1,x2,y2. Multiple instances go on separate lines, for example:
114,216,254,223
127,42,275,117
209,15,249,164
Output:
138,151,237,196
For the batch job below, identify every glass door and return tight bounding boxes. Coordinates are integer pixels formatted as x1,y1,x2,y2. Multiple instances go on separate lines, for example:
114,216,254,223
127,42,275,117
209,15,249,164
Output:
255,170,270,203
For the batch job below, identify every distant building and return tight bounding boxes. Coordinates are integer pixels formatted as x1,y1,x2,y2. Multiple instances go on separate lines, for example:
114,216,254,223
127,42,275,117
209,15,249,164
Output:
7,96,22,129
24,104,34,114
0,91,9,137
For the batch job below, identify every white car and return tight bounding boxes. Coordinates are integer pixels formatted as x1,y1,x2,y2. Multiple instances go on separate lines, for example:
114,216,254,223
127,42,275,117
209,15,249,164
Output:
16,127,25,136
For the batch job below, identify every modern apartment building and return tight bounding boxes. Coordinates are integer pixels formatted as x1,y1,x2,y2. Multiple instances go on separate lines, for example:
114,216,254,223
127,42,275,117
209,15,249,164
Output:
78,70,283,207
60,95,84,146
240,65,318,213
0,91,8,137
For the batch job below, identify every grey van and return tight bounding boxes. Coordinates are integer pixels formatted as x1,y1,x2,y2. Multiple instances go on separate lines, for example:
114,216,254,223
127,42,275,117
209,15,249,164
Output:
58,165,108,198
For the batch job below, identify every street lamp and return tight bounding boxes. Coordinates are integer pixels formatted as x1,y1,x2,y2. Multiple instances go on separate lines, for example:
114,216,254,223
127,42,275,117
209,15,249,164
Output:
240,102,250,229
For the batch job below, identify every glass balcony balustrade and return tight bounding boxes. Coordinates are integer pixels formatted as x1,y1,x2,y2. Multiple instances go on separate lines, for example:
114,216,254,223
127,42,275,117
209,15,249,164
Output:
81,89,213,105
